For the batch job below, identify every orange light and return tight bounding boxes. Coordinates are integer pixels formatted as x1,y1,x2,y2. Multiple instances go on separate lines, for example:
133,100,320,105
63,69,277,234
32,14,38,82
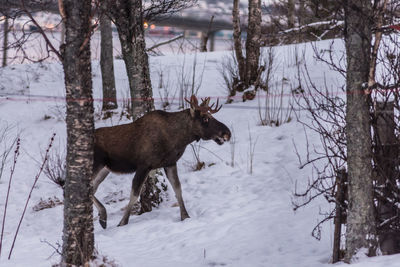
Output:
150,24,156,30
144,22,148,29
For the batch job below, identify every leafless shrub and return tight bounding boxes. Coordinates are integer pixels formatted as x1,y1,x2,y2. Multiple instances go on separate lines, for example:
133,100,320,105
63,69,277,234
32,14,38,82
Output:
42,145,66,189
176,54,206,109
219,52,240,100
190,142,205,171
219,47,277,102
143,0,197,23
156,66,178,110
292,46,346,240
292,34,400,248
48,101,66,122
257,78,293,127
119,89,133,121
0,122,18,182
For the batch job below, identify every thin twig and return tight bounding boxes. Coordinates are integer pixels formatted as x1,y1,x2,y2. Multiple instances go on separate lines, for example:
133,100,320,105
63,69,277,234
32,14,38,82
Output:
0,138,20,258
8,133,56,259
147,34,184,52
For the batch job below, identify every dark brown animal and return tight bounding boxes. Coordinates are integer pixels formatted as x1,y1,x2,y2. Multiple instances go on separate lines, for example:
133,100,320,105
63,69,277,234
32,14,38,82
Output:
93,95,231,228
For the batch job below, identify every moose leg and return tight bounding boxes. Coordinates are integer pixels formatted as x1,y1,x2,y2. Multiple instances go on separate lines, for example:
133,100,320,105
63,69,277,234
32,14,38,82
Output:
93,166,110,229
118,168,150,227
164,164,190,220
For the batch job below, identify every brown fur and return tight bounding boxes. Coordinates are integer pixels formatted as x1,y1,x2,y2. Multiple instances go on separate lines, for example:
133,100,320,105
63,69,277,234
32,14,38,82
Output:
93,100,231,229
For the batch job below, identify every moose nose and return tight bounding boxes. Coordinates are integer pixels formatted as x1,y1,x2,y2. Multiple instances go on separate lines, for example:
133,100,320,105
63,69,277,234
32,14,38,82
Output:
223,131,231,142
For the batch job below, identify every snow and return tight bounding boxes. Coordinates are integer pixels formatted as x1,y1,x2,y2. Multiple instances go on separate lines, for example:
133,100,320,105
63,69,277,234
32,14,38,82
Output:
0,39,399,267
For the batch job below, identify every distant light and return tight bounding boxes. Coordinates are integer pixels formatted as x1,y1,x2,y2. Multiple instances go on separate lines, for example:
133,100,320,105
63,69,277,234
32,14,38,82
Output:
150,24,156,30
144,22,148,29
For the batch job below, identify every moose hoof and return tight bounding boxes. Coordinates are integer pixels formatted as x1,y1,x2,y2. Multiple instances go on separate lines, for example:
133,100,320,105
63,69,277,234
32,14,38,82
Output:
99,219,107,229
117,219,129,227
181,213,190,221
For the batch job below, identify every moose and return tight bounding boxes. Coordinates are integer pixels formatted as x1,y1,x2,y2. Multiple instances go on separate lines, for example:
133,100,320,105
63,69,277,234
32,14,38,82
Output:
93,95,231,228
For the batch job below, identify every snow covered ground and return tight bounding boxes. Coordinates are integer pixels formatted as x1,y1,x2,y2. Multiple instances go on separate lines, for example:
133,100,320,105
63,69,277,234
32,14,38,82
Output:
0,39,399,267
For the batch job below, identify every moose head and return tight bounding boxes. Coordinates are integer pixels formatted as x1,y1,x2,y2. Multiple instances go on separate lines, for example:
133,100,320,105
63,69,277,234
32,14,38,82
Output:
186,95,231,145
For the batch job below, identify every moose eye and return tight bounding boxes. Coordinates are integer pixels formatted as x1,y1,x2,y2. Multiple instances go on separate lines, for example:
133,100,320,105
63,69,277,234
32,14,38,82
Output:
202,116,209,124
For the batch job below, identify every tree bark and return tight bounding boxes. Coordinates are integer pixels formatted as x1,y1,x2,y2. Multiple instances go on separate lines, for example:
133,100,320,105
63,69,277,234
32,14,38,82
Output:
245,0,261,86
111,0,154,121
232,0,246,85
100,10,118,112
298,0,306,26
2,16,8,67
344,0,377,262
61,0,95,265
287,0,295,28
200,15,214,52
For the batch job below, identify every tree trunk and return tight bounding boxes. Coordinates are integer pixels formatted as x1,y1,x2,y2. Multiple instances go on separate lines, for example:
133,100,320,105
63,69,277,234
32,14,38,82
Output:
61,0,95,265
245,0,261,86
287,0,295,28
332,169,347,263
232,0,246,86
200,15,214,53
298,0,306,26
2,16,8,67
108,0,161,214
344,0,377,262
100,11,118,113
112,0,154,120
200,32,208,52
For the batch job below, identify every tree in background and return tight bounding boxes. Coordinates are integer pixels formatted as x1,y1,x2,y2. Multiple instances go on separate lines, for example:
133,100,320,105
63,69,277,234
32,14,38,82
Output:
232,0,262,91
59,0,95,265
106,0,154,120
1,15,8,67
100,5,118,116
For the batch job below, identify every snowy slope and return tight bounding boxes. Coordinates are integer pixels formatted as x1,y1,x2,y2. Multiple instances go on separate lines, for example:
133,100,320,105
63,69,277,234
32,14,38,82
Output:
0,40,399,267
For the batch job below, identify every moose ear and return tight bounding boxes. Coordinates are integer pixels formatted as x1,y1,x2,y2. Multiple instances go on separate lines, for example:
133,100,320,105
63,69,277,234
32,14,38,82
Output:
189,95,198,118
190,105,195,118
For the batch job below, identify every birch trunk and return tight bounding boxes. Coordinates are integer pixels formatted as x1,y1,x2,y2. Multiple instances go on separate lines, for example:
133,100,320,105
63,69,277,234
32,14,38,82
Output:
61,0,95,265
109,0,160,213
287,0,295,28
344,0,377,262
232,0,246,85
113,0,154,120
245,0,261,86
